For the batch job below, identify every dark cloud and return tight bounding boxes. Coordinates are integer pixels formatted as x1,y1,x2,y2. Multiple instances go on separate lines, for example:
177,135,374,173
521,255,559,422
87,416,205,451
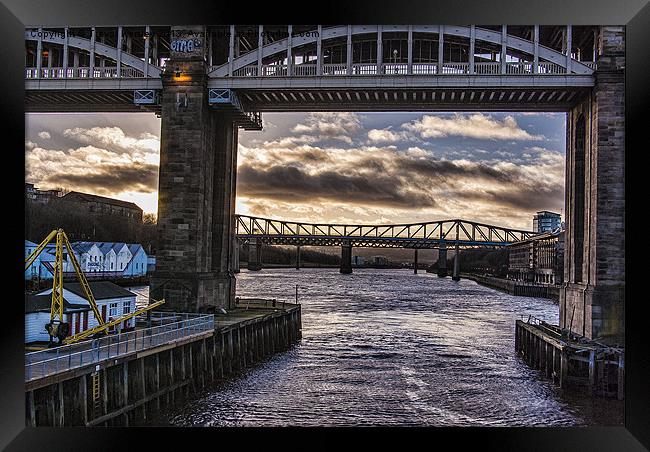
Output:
237,164,437,208
456,185,565,212
39,162,159,195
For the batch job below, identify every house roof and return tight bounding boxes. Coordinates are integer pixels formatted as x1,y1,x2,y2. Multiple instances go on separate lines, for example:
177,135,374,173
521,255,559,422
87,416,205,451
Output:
35,281,135,301
25,240,37,247
64,281,136,300
62,191,142,212
112,242,128,253
25,294,90,314
72,242,96,253
98,243,115,254
128,244,144,255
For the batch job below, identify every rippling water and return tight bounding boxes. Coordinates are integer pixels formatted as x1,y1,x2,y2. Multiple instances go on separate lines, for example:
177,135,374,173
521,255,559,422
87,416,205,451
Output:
129,268,623,426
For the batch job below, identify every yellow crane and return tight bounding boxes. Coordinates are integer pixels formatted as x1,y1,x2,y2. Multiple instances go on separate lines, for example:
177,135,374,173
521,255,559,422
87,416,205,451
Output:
25,229,164,345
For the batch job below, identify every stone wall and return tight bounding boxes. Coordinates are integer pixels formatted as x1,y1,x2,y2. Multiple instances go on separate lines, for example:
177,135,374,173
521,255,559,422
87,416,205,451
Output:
561,26,625,345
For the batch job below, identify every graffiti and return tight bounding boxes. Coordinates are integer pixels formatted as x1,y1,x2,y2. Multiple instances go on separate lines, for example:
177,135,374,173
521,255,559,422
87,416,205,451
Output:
171,38,203,53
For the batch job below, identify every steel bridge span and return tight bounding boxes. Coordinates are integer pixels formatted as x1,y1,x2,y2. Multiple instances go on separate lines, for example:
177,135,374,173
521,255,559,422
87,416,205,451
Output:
233,214,539,277
24,24,625,345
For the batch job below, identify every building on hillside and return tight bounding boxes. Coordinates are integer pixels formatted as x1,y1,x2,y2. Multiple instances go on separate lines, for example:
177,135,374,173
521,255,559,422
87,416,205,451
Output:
25,281,137,344
25,240,150,280
25,183,62,204
507,230,565,285
352,255,365,266
58,191,143,223
533,211,562,233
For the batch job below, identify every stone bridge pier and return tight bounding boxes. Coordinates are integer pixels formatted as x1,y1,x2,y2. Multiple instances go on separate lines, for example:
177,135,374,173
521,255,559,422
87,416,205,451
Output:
452,244,461,281
437,244,448,277
247,238,263,271
560,26,625,346
340,240,353,274
150,26,239,312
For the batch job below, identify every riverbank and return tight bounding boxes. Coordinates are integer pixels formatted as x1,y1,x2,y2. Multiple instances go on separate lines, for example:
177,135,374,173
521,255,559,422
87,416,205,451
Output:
462,273,560,301
25,300,302,426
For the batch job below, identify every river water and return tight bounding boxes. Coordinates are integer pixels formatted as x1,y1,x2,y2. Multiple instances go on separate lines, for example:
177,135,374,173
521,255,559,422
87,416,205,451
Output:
128,268,623,426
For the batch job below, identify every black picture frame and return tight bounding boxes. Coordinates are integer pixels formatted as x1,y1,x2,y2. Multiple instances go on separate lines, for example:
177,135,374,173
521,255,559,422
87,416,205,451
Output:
3,0,647,449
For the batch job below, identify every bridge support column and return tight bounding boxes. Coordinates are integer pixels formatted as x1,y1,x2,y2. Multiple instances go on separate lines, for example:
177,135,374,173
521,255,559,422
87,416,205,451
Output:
151,26,237,312
232,236,240,274
452,245,461,281
560,26,625,346
413,249,418,274
437,244,448,277
295,245,301,270
247,238,262,271
340,240,352,274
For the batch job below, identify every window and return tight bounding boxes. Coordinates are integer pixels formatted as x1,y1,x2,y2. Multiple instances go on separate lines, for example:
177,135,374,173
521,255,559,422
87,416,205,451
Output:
123,300,131,315
109,302,119,317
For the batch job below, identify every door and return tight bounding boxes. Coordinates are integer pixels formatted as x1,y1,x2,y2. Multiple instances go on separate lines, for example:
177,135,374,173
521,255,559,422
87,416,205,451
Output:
83,311,88,330
101,305,107,323
75,312,81,334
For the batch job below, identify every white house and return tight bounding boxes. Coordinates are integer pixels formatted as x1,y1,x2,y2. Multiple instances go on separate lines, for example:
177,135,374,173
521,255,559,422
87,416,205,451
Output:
72,242,104,273
124,244,148,277
26,281,137,344
112,243,132,273
25,240,40,280
98,243,117,272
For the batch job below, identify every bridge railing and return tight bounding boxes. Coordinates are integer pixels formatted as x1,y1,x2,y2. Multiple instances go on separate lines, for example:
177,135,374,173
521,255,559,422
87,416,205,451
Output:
223,61,586,78
25,311,214,382
26,66,146,79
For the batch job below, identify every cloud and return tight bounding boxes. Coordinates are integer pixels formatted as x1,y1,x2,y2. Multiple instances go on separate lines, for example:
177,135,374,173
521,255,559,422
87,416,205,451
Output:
25,126,160,198
235,131,565,229
291,112,362,144
402,113,544,141
367,128,411,143
38,131,51,139
63,126,159,155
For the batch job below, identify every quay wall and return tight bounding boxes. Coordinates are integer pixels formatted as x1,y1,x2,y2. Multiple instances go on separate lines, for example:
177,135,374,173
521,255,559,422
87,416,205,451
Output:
462,274,559,300
25,305,302,426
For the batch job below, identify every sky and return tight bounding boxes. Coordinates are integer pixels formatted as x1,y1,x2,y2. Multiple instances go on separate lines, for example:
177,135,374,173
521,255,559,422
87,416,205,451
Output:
25,111,566,231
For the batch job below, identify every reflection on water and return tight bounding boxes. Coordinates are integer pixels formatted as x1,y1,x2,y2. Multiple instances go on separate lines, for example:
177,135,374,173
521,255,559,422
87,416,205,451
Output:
129,269,623,426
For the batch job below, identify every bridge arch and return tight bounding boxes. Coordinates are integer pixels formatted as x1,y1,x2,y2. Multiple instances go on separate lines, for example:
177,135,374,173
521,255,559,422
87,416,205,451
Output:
25,30,162,78
209,25,595,77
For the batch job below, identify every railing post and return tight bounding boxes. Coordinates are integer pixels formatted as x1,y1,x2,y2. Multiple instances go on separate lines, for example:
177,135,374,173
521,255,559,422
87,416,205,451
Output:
407,25,413,75
144,26,150,78
346,25,352,75
376,25,382,75
257,25,263,76
566,25,572,74
36,27,42,78
469,25,475,74
533,25,539,74
117,26,123,78
501,25,507,74
317,25,323,76
228,25,235,76
63,27,69,78
286,25,292,77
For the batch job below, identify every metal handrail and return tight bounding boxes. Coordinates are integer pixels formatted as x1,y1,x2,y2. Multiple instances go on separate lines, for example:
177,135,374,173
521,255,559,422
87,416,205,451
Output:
25,312,214,381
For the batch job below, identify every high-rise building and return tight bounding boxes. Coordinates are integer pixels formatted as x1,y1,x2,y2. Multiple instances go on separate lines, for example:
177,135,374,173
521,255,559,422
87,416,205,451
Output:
533,211,561,233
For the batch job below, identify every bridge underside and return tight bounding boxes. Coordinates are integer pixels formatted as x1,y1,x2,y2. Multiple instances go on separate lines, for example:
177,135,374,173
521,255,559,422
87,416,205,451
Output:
25,89,160,113
231,86,591,112
237,236,503,249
